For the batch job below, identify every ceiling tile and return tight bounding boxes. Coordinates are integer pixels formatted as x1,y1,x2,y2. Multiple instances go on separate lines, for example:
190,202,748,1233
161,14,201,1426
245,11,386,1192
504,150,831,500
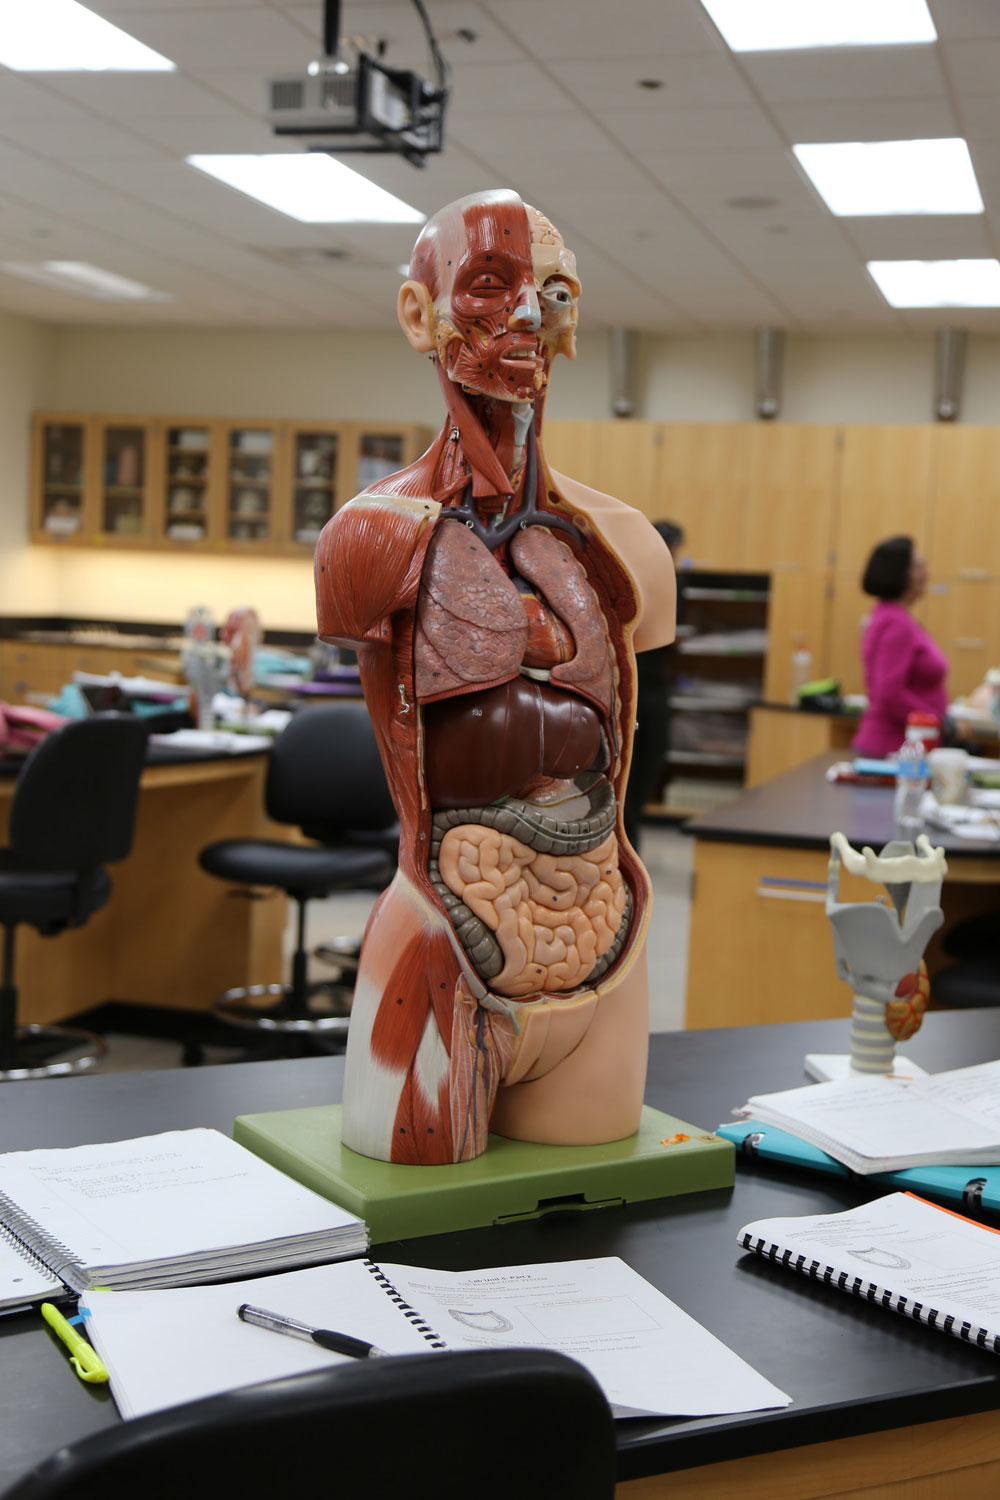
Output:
480,0,721,60
739,46,948,106
600,105,782,154
927,0,1000,41
547,53,756,112
40,72,243,120
842,215,995,260
98,6,315,72
941,39,1000,95
771,96,959,144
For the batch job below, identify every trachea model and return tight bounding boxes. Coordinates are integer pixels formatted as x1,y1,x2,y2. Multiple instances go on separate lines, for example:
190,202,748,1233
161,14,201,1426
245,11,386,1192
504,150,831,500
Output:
314,191,676,1164
823,832,947,1077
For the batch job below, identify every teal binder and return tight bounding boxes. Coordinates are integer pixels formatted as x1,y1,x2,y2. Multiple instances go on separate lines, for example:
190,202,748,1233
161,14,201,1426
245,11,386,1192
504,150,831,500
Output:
718,1119,1000,1218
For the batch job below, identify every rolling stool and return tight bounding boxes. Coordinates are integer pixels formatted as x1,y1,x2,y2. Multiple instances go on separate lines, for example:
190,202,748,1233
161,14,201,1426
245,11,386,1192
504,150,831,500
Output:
0,715,149,1080
198,703,397,1058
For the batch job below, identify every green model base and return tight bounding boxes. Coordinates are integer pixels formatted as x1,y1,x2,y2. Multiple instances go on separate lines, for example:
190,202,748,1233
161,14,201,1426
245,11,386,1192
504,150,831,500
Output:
233,1104,734,1244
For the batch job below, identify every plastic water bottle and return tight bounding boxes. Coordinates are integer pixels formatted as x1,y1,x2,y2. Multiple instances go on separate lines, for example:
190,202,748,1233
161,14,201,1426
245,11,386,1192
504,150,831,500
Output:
894,725,930,834
789,643,813,704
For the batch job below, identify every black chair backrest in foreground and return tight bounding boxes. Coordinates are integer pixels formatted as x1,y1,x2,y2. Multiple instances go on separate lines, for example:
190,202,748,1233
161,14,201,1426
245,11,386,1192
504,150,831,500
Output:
10,715,149,872
265,700,397,844
4,1348,618,1500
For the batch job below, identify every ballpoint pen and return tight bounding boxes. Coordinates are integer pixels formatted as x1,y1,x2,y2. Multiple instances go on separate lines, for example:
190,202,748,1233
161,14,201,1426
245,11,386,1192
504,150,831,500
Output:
40,1302,110,1384
237,1304,388,1359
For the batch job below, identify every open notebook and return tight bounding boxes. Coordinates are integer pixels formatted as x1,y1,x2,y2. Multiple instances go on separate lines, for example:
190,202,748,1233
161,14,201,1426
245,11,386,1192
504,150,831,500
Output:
82,1256,790,1422
0,1128,367,1297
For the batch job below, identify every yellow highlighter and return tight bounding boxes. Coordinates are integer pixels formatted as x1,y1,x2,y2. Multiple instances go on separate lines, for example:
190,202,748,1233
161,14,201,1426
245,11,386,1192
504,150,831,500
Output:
41,1302,110,1384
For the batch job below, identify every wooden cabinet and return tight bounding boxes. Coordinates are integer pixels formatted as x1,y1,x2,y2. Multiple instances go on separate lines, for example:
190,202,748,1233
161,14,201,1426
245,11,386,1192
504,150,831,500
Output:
543,420,663,519
160,422,214,545
826,573,871,697
33,416,93,543
763,569,832,705
834,425,935,575
744,424,840,574
928,425,1000,577
657,423,751,570
923,576,1000,699
31,414,431,556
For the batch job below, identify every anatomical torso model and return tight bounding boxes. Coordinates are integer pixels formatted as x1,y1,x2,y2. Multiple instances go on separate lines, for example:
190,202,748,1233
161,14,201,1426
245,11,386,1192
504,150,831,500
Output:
315,190,675,1165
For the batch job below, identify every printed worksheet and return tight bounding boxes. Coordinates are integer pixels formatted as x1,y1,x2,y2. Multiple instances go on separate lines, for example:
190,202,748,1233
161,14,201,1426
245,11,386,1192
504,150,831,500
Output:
380,1256,791,1418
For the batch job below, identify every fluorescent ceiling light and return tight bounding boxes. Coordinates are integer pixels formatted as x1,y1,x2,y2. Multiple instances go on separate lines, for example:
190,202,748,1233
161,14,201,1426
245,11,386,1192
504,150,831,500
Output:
0,261,172,302
794,139,984,216
868,259,1000,308
699,0,935,51
0,0,174,71
187,154,425,225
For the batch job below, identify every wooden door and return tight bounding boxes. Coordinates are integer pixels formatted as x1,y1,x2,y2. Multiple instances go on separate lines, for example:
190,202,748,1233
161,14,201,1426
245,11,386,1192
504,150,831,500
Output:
827,574,872,696
95,417,154,543
744,424,840,574
656,423,752,570
32,415,95,544
763,570,832,704
543,420,663,518
834,426,935,576
923,577,1000,699
928,425,1000,577
222,422,282,548
158,420,215,548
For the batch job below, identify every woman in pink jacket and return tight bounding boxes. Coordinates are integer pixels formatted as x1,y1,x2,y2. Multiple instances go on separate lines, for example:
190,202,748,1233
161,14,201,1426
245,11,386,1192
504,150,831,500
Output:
852,536,949,758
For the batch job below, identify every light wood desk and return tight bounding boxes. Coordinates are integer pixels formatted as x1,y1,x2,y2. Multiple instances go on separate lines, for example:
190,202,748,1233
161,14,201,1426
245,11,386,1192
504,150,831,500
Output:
0,749,285,1026
3,1014,1000,1498
685,752,1000,1029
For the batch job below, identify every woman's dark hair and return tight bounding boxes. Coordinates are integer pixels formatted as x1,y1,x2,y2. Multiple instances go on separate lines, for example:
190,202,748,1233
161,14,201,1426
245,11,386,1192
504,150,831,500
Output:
654,520,685,553
861,535,913,601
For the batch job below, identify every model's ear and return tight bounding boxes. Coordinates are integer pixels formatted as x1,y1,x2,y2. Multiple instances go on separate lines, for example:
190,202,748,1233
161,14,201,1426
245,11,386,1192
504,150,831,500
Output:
398,280,436,353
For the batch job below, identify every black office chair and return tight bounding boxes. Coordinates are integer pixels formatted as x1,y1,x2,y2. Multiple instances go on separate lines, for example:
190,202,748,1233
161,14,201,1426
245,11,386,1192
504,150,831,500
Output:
199,702,398,1052
0,715,149,1080
4,1347,616,1500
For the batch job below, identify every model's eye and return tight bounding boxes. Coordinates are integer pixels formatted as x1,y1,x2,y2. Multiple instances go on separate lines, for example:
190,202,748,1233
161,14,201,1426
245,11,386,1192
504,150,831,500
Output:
469,274,506,294
541,279,576,312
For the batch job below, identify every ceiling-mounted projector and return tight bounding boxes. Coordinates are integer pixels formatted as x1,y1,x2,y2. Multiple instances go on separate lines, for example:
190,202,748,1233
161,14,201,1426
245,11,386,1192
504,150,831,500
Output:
264,0,449,167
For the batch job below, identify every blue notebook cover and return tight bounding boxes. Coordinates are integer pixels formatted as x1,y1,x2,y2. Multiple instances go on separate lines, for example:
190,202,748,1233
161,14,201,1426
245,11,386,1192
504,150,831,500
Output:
718,1120,1000,1217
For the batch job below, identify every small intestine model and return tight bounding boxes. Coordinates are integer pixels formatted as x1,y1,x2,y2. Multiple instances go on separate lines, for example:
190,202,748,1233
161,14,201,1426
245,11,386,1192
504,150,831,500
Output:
826,832,947,1074
314,190,676,1165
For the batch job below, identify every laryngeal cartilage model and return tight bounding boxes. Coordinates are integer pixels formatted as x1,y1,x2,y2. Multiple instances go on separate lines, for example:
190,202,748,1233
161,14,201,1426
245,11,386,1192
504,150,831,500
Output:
810,832,947,1081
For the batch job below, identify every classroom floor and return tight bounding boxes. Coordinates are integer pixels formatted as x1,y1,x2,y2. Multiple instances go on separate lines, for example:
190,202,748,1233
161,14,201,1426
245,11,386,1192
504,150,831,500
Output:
86,825,693,1073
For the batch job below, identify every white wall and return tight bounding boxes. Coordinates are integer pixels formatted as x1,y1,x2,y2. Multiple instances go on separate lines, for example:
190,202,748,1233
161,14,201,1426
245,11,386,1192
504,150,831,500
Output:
0,310,56,613
6,317,1000,629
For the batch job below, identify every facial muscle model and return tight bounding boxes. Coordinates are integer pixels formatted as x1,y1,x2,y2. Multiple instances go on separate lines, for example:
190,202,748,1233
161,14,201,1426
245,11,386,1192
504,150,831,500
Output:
315,190,676,1164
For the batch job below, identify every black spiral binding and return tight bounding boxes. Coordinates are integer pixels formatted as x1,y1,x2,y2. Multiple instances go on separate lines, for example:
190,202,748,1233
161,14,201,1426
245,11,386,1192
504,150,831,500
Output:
365,1260,448,1349
0,1190,86,1295
740,1232,1000,1355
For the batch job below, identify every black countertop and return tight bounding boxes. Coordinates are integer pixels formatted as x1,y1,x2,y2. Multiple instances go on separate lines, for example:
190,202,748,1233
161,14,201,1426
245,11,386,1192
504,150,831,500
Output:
687,751,1000,860
3,1013,1000,1490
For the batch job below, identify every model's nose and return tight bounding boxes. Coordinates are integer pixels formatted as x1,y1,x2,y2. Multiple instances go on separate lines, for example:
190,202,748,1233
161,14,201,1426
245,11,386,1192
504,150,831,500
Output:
508,280,541,330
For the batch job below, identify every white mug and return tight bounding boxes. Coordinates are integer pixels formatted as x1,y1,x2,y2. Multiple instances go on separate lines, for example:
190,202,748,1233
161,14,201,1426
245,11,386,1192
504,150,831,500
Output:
929,747,968,805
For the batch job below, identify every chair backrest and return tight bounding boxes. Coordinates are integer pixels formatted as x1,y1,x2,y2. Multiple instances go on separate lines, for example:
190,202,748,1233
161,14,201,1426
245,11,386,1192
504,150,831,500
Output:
265,702,397,836
10,715,149,870
5,1348,617,1500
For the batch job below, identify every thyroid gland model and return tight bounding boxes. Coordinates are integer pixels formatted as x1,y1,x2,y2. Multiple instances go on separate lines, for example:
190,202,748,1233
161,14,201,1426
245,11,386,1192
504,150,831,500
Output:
315,190,676,1165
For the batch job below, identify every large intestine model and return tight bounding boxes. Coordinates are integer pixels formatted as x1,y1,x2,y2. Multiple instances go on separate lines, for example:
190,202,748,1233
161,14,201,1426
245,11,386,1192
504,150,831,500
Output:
315,190,676,1166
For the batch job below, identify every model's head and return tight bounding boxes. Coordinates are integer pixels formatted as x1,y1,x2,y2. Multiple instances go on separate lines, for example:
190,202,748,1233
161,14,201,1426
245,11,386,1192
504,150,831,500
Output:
862,536,926,603
398,190,581,404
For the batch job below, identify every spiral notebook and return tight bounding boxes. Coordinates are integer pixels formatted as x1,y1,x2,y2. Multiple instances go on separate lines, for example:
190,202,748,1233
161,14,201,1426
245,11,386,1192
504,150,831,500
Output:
0,1128,367,1295
739,1191,1000,1355
83,1255,790,1422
